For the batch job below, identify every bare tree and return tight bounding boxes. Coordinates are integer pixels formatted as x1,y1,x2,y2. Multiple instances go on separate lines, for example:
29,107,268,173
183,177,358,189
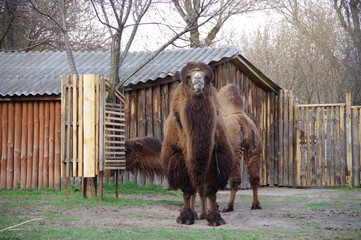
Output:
172,0,265,48
0,0,108,52
90,0,236,98
333,0,361,104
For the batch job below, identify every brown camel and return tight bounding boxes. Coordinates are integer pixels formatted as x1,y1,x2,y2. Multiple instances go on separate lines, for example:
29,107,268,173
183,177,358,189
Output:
217,84,262,211
161,61,234,226
125,136,162,177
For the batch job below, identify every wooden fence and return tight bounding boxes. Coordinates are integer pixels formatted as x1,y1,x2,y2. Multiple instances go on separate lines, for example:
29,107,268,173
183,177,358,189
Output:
0,100,61,189
277,91,360,187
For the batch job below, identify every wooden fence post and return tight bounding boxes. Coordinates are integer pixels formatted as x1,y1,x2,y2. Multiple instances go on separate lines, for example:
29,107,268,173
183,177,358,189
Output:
345,91,352,185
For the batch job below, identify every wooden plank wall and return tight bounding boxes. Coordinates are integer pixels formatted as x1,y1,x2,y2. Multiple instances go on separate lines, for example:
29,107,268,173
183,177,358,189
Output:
0,100,61,189
122,61,277,189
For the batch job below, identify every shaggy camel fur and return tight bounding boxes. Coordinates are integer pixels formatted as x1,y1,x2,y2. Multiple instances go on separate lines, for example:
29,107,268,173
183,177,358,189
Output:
217,84,262,211
161,61,234,226
125,137,162,177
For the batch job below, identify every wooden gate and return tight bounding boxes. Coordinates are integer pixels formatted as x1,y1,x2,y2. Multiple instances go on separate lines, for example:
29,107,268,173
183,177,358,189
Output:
289,92,360,187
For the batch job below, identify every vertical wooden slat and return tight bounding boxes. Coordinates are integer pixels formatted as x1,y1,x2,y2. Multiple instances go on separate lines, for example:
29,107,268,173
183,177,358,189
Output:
305,107,311,186
43,102,50,187
300,107,306,187
38,102,45,188
161,84,169,139
78,75,83,177
315,107,322,186
339,106,346,185
269,93,276,187
54,101,61,189
61,77,67,179
329,107,335,186
310,107,316,186
73,75,78,177
99,78,105,172
137,89,146,138
26,102,34,188
20,102,28,188
288,91,294,186
266,93,271,185
129,91,137,138
293,105,301,187
95,76,99,175
335,107,341,186
352,108,360,186
145,87,153,137
277,91,284,186
83,74,96,177
48,102,55,188
153,85,162,139
6,103,15,189
282,90,289,186
345,91,352,185
1,103,8,188
32,102,39,188
13,102,22,187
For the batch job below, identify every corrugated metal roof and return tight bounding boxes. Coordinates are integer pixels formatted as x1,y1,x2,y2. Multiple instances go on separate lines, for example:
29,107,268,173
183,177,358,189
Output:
0,46,277,97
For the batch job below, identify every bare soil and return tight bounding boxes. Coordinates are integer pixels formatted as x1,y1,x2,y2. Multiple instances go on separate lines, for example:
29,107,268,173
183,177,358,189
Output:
2,187,361,239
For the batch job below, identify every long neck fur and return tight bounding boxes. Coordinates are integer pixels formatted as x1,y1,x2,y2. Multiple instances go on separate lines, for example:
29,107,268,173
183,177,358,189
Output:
172,84,218,187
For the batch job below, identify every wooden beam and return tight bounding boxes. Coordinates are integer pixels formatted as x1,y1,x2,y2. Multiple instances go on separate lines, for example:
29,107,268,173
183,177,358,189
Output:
83,74,96,177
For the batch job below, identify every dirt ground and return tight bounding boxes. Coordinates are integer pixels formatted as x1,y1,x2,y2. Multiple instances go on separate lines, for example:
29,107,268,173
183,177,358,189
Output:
2,187,361,239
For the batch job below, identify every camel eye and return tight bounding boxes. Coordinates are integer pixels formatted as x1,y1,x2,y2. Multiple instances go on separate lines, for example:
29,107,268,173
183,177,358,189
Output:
185,75,191,83
205,76,210,82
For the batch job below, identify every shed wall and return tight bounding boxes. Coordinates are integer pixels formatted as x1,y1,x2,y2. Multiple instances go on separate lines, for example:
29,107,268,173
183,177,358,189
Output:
0,100,61,189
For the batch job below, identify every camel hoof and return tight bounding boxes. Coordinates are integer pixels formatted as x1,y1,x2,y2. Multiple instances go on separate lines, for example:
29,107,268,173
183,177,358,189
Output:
221,205,234,212
206,211,226,226
176,209,196,225
251,203,262,210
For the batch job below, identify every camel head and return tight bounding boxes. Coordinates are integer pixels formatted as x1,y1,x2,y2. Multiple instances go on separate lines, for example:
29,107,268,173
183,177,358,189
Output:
180,61,214,97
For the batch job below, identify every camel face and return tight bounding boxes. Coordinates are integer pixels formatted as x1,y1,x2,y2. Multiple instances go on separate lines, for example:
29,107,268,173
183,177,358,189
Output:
180,61,213,97
190,71,205,95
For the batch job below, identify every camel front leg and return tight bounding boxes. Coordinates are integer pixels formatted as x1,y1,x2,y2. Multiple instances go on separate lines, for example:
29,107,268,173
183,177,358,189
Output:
206,186,225,226
177,187,197,225
198,184,207,220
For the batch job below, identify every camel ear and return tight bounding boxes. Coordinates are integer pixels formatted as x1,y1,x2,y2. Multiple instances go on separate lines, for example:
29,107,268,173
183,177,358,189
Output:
134,142,143,151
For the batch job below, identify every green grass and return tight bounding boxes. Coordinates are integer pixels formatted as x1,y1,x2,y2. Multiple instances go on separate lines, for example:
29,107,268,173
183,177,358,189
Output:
0,226,262,240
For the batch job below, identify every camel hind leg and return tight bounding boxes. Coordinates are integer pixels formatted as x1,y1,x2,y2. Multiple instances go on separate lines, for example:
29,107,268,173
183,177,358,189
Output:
222,175,241,212
248,156,261,210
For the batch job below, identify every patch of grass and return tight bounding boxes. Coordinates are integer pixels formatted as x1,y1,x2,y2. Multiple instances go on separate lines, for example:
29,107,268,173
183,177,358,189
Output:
157,199,183,206
104,182,181,196
336,185,361,191
302,202,341,210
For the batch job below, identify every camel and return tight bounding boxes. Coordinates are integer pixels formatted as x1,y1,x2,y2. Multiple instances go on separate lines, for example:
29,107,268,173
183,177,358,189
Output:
217,84,262,212
161,61,234,226
125,136,162,177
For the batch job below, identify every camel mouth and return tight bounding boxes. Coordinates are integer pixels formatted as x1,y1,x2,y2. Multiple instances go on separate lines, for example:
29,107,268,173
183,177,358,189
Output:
192,83,204,95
